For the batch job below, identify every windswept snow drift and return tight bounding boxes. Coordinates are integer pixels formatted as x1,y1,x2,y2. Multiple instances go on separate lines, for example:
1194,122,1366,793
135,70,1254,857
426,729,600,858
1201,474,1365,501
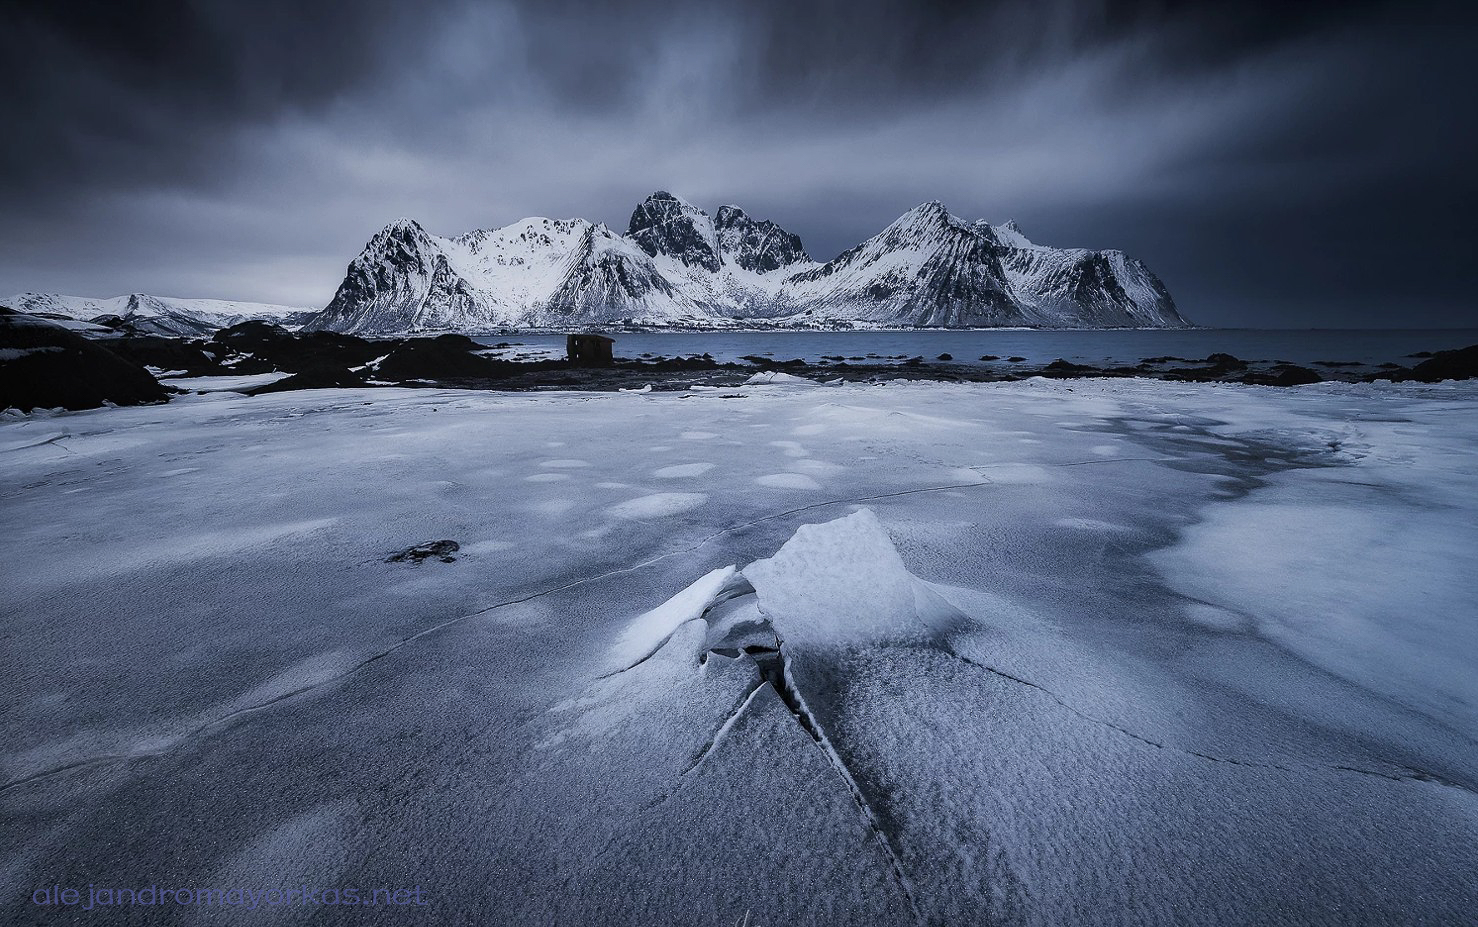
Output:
604,509,962,678
744,509,948,648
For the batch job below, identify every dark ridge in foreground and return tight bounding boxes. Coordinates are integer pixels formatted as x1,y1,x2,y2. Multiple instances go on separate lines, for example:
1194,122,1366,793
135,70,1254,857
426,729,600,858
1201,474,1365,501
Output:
4,311,1477,412
0,308,171,412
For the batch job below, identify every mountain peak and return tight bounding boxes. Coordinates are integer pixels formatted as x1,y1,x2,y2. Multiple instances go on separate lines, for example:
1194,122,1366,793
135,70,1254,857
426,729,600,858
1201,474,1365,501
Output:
713,204,809,274
626,192,721,273
891,200,954,228
876,201,967,245
366,218,436,257
993,219,1034,248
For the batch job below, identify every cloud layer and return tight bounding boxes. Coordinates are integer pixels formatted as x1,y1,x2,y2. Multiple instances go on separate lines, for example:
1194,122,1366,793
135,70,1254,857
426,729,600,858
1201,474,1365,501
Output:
3,0,1474,326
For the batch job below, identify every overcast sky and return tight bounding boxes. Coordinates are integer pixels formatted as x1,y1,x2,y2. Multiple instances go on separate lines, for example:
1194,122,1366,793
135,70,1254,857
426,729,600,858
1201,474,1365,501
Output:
3,0,1475,327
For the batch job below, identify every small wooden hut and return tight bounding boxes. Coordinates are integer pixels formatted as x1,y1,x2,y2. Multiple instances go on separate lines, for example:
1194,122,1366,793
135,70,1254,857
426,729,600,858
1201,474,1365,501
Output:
566,333,615,367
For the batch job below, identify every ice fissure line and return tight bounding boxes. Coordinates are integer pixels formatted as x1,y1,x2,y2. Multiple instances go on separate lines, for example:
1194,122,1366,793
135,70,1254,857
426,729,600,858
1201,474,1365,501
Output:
677,679,767,778
768,644,926,925
943,648,1477,796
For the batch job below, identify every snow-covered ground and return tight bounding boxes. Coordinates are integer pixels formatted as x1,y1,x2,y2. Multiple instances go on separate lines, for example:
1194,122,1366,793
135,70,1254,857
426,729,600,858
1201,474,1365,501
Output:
159,372,293,393
2,377,1475,925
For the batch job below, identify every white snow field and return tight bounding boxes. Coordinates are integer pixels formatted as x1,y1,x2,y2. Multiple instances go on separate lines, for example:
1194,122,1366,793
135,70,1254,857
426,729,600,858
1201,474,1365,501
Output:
2,377,1476,925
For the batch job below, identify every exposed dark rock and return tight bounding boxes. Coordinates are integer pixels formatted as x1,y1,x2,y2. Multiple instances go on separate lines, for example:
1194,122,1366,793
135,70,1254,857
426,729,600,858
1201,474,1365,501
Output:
1205,353,1248,368
376,335,504,381
245,368,368,395
107,335,227,375
741,356,806,369
88,314,147,334
213,320,292,347
714,205,809,273
626,191,722,272
386,540,460,564
626,355,723,371
1,308,171,412
25,316,1445,401
214,323,383,375
1244,364,1323,387
1409,344,1478,382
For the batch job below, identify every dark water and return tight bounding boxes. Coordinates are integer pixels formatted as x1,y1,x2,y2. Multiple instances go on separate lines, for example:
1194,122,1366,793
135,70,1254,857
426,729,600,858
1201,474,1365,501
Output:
476,329,1478,368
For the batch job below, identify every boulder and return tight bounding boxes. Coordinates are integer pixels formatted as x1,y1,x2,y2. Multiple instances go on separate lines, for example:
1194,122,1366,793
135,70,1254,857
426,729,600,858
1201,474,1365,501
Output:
1043,358,1093,373
386,540,460,564
1205,352,1248,369
1409,344,1478,382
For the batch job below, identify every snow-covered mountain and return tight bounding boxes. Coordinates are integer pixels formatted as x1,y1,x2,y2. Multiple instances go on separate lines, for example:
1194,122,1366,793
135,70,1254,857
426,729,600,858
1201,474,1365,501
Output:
4,293,317,337
305,192,1187,333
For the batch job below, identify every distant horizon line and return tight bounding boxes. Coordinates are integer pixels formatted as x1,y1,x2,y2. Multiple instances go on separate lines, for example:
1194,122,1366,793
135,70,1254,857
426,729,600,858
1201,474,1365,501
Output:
5,292,1475,334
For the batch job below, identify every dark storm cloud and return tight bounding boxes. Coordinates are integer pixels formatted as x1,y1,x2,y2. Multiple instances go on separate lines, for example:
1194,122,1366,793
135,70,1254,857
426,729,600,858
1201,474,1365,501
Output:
1,0,1474,326
3,0,443,189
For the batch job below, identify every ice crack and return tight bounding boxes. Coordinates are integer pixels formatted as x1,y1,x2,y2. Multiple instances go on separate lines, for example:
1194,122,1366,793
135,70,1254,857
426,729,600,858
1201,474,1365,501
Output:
942,648,1477,796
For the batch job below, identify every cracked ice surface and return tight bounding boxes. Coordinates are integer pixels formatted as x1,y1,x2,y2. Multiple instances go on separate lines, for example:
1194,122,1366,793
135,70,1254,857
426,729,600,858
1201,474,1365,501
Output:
2,378,1477,925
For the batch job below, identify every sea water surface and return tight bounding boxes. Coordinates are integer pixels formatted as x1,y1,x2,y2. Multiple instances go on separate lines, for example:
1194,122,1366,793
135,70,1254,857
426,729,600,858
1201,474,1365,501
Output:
476,329,1478,368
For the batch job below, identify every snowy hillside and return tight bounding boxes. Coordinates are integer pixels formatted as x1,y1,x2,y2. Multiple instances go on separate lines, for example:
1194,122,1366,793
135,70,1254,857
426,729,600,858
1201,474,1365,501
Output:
4,292,317,337
305,192,1187,333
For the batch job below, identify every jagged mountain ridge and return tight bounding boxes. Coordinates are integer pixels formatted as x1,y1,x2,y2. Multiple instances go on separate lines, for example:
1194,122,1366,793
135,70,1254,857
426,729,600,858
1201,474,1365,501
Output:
306,192,1186,333
4,292,317,337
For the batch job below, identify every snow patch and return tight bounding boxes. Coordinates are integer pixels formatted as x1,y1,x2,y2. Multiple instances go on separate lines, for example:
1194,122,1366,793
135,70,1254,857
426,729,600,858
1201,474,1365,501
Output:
609,566,737,671
606,492,708,520
745,371,819,386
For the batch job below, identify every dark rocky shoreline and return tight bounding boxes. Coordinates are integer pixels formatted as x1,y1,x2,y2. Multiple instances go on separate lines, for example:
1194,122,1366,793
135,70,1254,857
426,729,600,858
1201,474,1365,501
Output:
4,310,1477,412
